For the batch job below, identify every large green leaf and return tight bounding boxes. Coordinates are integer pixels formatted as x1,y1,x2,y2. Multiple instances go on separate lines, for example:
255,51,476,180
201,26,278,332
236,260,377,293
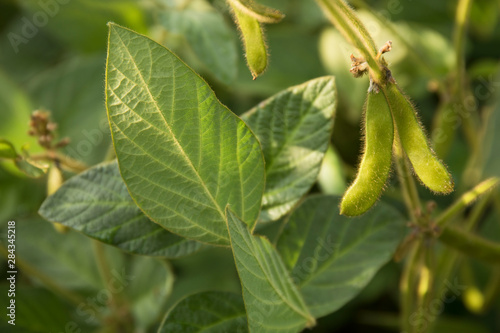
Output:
242,77,336,222
39,161,203,258
106,24,265,246
226,208,315,333
158,0,238,84
159,291,247,333
277,195,406,318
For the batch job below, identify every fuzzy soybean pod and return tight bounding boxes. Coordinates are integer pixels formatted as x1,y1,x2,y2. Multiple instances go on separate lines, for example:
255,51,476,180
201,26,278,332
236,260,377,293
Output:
230,3,268,79
340,88,394,216
383,83,454,193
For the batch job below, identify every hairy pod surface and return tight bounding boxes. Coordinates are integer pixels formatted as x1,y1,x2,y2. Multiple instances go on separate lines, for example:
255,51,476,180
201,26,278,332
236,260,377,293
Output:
340,88,394,216
383,83,454,194
230,3,268,79
227,0,285,23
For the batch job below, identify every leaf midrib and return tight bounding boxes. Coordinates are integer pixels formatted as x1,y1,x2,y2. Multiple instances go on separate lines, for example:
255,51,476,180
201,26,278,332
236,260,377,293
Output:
260,79,332,172
233,218,312,323
112,28,227,224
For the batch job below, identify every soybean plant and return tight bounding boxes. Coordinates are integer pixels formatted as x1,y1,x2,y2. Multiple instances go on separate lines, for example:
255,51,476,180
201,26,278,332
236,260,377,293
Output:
3,1,500,333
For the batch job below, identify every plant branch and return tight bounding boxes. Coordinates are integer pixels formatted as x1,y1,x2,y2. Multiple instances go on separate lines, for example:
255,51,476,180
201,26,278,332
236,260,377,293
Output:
453,0,479,149
400,238,424,333
315,0,384,82
393,137,422,224
31,151,88,173
439,225,500,264
349,0,446,94
435,177,499,228
453,0,473,99
481,267,500,312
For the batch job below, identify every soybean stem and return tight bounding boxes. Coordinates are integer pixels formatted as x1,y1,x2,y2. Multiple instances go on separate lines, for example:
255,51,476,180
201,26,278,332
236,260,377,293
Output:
31,151,88,173
315,0,384,82
394,137,422,224
453,0,479,148
481,268,500,312
453,0,473,97
440,225,500,264
435,178,499,228
400,238,423,333
349,0,446,95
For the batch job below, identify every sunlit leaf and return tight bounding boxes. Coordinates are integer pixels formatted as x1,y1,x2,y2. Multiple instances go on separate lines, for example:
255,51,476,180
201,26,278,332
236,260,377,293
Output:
106,24,265,245
242,77,336,222
226,207,315,332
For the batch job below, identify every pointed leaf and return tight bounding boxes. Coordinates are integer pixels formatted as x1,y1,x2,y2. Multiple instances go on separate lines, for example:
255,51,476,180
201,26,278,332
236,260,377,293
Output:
242,77,336,222
158,0,238,84
277,195,406,318
39,161,203,258
105,24,265,246
14,157,48,178
159,291,248,333
226,208,315,333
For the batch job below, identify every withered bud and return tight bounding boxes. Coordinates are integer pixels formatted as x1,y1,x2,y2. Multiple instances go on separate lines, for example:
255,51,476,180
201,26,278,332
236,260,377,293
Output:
426,201,437,213
350,54,365,66
350,61,369,78
46,122,58,132
377,40,392,59
55,137,70,148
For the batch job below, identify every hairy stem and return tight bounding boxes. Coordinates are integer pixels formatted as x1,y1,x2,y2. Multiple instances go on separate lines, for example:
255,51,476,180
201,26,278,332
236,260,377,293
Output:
31,151,88,173
440,225,500,264
400,239,425,333
315,0,384,82
394,137,422,224
435,177,499,228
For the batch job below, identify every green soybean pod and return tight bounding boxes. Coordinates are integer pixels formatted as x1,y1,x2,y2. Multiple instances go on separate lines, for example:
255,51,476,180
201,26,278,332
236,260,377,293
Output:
227,0,285,23
383,82,453,193
230,3,268,79
340,87,394,216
